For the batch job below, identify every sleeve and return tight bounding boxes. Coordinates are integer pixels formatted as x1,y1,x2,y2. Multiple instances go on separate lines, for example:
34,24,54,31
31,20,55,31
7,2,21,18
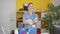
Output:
23,14,27,20
35,14,38,19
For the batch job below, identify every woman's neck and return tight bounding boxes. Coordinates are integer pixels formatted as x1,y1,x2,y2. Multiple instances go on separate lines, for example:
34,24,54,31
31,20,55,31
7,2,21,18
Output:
29,11,33,16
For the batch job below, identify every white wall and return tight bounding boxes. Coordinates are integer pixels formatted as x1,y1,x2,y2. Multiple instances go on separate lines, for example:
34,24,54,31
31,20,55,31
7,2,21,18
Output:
51,0,60,6
0,0,16,34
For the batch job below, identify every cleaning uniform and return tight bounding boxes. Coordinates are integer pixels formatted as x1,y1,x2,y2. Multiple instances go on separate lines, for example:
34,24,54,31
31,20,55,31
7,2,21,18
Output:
23,12,38,34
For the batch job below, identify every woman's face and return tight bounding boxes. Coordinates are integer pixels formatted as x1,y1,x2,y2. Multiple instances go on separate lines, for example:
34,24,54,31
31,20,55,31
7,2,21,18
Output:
28,4,34,12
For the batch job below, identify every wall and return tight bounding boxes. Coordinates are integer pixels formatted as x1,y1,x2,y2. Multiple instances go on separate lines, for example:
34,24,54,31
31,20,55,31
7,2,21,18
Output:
16,0,50,11
0,0,16,34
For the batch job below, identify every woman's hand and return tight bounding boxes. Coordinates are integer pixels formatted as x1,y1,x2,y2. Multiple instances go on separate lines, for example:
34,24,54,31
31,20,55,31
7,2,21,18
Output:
32,18,38,24
23,20,29,24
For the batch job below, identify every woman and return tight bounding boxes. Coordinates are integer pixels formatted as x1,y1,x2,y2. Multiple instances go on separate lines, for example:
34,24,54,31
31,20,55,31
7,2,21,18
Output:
23,3,38,34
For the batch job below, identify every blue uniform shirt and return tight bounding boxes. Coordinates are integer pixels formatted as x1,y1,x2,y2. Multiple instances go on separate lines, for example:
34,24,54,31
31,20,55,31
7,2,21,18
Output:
23,12,38,34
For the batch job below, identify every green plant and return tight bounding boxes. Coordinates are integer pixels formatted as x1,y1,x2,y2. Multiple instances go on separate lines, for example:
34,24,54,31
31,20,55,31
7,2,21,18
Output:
42,3,60,33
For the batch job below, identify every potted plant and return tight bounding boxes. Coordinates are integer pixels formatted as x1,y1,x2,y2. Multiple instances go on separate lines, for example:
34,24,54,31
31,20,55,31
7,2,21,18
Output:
42,3,60,34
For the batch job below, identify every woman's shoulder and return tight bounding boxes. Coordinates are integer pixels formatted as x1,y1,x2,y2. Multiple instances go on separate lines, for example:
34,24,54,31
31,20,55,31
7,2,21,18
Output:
23,12,28,15
33,13,38,16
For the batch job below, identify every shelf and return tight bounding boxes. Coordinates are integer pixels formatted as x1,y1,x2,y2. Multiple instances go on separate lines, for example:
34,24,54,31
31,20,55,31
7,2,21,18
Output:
17,11,41,13
17,11,26,13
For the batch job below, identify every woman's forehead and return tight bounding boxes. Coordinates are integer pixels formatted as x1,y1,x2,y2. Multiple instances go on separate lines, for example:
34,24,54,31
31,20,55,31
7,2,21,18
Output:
29,4,34,7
